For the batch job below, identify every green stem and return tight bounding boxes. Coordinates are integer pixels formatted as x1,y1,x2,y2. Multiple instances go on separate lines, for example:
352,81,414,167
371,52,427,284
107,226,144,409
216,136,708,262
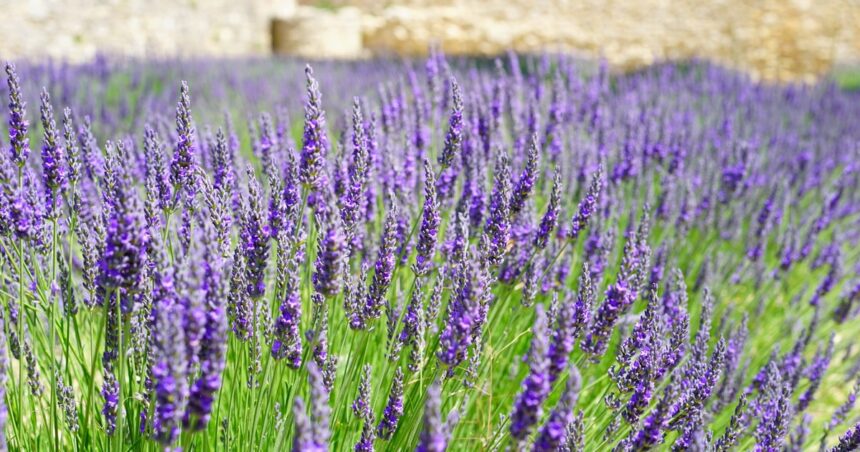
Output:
86,306,105,448
49,214,59,450
16,167,25,448
115,288,124,452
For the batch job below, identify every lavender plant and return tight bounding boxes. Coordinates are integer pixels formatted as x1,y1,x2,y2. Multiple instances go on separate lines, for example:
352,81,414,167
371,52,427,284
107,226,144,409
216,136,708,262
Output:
0,52,859,451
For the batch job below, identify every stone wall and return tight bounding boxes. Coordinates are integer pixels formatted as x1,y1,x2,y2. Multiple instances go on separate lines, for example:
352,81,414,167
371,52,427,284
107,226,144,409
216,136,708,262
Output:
3,0,859,82
1,0,295,61
355,0,860,82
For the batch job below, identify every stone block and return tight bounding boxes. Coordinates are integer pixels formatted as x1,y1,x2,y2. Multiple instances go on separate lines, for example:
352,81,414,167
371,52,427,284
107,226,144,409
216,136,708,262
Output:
271,6,365,59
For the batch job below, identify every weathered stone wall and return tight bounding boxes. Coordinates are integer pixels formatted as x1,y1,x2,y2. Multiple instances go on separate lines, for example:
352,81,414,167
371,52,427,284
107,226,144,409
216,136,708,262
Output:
3,0,859,82
1,0,296,61
356,0,860,82
271,6,366,59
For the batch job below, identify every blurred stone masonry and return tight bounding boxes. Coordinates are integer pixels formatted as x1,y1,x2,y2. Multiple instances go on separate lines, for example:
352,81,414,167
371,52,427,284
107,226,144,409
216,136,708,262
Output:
2,0,296,60
284,0,860,82
4,0,859,82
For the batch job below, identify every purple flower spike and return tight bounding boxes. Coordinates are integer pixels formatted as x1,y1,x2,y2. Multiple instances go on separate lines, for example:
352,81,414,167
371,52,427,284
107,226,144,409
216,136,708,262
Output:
144,125,172,212
376,367,404,440
484,152,512,267
534,365,581,452
581,281,633,359
352,364,372,419
61,107,80,189
754,362,793,451
341,98,370,242
568,165,604,241
185,235,228,431
299,65,329,190
747,191,775,262
810,252,841,307
271,236,303,368
832,422,860,452
399,276,424,347
509,133,539,219
5,63,30,167
241,167,271,300
98,148,149,296
39,88,66,217
293,397,321,452
534,171,561,250
714,394,748,451
547,268,591,383
308,361,331,448
509,304,552,442
365,208,397,318
355,412,376,452
438,248,490,369
152,298,188,446
415,161,440,276
170,81,196,199
101,364,119,436
438,78,463,169
417,380,450,452
313,215,346,298
796,334,834,412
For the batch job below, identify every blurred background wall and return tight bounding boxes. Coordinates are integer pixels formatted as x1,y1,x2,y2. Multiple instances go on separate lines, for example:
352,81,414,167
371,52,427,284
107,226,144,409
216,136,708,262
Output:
1,0,296,60
3,0,860,82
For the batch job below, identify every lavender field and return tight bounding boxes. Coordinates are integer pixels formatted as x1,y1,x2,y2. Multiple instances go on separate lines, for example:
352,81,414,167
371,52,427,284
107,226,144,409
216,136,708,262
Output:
1,54,860,451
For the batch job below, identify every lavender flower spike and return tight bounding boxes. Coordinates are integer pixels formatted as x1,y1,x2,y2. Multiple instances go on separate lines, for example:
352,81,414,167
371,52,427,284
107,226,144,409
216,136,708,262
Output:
509,133,539,219
417,380,447,452
293,397,325,452
484,152,512,267
39,88,67,217
299,65,329,189
185,232,228,431
415,160,440,276
5,63,30,166
365,208,397,318
272,234,303,368
568,164,604,241
438,78,463,169
355,412,376,452
753,362,792,451
438,249,490,368
313,215,346,298
352,364,372,419
152,300,188,446
341,98,369,237
831,422,860,452
102,364,119,435
534,364,581,452
98,153,148,296
241,167,271,300
510,305,552,442
534,171,562,250
548,269,591,382
581,280,633,359
170,81,196,198
308,361,331,449
377,367,405,440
